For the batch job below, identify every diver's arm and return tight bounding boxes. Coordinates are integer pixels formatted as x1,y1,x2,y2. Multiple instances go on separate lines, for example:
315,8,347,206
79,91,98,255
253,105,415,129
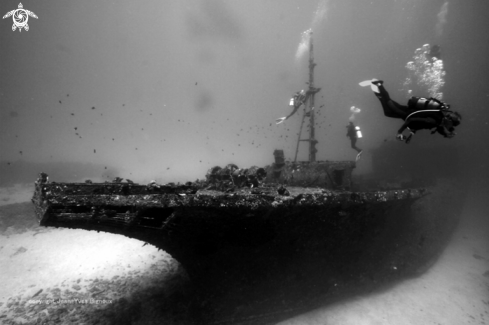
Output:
436,126,456,138
397,118,423,133
397,120,411,134
398,117,438,134
436,126,448,137
397,118,424,142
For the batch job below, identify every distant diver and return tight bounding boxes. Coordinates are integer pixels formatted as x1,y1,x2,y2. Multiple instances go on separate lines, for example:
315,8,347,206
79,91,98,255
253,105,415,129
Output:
276,90,309,125
360,79,461,144
346,121,363,161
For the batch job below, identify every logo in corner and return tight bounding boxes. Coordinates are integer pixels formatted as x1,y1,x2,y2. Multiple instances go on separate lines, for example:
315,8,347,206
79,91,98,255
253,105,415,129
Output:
3,3,38,32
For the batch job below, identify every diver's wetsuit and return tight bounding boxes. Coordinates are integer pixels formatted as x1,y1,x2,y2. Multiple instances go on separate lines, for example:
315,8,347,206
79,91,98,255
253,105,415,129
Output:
373,82,451,137
284,92,309,120
397,110,449,136
346,123,362,153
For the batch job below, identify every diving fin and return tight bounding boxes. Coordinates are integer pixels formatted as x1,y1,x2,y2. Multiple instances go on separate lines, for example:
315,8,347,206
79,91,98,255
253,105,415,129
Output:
276,117,287,125
355,150,363,162
359,79,380,93
359,80,373,87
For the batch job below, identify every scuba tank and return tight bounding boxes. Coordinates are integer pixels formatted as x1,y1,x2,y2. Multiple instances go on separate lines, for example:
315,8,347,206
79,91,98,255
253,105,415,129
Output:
408,96,449,111
355,126,362,138
290,91,302,106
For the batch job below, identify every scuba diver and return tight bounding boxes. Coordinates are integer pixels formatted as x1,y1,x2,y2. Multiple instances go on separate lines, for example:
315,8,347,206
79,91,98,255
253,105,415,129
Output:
276,90,309,125
361,79,461,144
346,121,363,161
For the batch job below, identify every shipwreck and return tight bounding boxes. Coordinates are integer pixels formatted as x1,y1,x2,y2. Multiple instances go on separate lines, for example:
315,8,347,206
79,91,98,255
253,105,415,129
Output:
31,34,466,324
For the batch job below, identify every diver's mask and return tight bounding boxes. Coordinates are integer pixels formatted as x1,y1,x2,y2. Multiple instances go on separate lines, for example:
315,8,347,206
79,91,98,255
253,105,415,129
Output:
443,111,462,129
448,111,462,126
440,117,457,138
442,117,455,132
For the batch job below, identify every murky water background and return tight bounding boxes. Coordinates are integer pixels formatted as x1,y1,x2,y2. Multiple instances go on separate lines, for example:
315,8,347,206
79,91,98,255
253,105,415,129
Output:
1,0,489,324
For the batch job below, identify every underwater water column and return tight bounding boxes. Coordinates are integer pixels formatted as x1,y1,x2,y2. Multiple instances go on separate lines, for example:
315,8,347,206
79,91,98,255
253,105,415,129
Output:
295,0,329,61
403,44,446,100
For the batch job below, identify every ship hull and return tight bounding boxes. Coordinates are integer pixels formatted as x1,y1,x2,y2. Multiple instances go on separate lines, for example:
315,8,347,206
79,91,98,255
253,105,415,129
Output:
31,177,465,324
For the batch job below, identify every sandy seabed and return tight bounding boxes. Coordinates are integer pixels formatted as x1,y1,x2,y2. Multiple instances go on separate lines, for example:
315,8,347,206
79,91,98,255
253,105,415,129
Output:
0,184,190,325
0,182,488,325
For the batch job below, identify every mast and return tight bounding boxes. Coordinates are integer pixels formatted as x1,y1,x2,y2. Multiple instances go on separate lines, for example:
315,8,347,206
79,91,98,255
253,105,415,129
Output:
307,32,318,162
294,31,320,162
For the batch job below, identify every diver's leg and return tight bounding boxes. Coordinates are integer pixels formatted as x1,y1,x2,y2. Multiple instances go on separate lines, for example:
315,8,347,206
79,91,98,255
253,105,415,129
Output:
372,82,409,119
350,139,361,153
384,99,409,119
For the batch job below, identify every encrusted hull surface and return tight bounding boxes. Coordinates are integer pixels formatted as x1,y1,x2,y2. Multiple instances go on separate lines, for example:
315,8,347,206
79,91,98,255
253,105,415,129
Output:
31,174,465,324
